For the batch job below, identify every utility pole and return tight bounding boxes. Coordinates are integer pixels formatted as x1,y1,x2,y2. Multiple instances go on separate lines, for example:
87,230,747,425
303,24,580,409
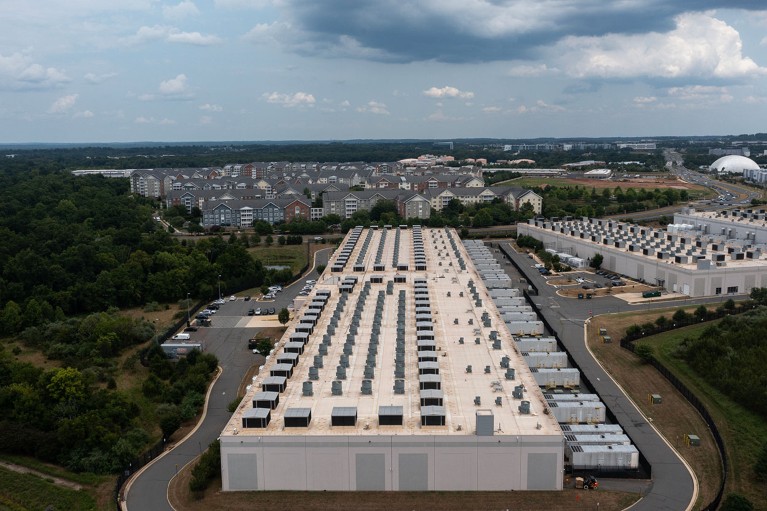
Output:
186,292,191,326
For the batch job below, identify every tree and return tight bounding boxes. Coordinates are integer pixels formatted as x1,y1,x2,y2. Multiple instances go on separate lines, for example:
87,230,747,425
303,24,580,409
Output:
315,264,326,275
724,298,736,311
255,339,273,356
370,199,398,222
634,344,654,363
672,309,689,324
278,308,290,326
654,315,668,328
472,209,493,228
265,235,273,246
749,287,767,305
590,253,604,270
693,305,708,321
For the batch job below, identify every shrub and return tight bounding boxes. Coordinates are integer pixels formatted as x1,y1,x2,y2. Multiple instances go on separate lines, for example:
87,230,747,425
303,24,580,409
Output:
635,344,654,363
189,440,221,496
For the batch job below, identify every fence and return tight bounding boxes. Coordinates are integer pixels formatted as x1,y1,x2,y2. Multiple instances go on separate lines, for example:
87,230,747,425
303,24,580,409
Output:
620,325,729,511
114,438,166,508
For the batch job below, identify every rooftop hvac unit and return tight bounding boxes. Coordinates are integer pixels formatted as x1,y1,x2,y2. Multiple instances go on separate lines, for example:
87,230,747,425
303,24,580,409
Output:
505,368,515,380
308,367,319,380
336,366,347,380
331,380,343,396
393,379,405,394
302,381,314,396
518,400,531,414
361,379,373,395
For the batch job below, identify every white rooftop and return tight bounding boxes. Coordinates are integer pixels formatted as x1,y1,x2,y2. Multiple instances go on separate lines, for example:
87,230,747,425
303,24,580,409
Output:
223,226,561,438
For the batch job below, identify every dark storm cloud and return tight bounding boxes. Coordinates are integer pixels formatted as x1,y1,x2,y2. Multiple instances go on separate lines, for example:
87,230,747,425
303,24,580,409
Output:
280,0,766,63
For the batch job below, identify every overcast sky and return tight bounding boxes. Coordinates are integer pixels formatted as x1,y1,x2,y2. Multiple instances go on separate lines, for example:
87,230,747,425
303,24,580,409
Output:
1,1,766,143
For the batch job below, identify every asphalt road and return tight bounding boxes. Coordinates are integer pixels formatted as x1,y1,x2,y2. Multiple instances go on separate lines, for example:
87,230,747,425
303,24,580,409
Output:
495,241,727,511
124,248,332,511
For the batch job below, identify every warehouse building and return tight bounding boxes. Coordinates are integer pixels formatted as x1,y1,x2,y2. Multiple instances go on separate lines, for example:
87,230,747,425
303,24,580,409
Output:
673,208,767,244
518,216,767,297
220,226,564,491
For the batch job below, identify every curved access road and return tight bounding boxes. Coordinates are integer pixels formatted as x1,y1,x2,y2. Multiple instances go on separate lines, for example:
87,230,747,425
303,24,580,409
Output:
499,241,702,511
124,248,332,511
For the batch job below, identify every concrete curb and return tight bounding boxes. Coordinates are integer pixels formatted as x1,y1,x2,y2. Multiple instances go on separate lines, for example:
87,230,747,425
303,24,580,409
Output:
122,365,223,511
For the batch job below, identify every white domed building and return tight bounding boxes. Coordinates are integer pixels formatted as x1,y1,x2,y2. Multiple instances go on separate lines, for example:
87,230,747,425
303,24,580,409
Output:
709,155,760,174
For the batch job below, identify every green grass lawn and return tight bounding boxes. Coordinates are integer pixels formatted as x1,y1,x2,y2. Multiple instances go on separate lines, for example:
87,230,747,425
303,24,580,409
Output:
248,244,308,274
637,324,767,509
0,466,98,511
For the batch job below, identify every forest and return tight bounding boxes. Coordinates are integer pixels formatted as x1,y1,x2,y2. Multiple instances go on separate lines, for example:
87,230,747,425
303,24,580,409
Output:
680,305,767,418
0,167,271,473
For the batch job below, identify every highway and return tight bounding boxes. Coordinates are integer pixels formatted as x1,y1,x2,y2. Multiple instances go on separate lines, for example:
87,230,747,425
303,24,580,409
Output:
124,248,332,511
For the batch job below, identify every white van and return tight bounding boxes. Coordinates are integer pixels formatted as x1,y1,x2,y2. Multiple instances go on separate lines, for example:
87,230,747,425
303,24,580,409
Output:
172,333,191,341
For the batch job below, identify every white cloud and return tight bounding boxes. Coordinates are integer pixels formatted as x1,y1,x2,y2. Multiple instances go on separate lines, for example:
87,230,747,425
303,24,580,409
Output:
199,115,213,124
242,22,291,44
84,72,117,84
423,86,474,99
124,25,221,46
744,95,767,104
667,85,733,103
482,106,502,113
356,100,389,115
262,91,316,108
558,13,766,80
633,96,657,104
159,74,190,96
48,94,78,114
74,110,94,118
515,100,565,114
167,32,222,45
199,103,223,112
134,116,176,124
214,0,273,8
340,100,350,108
0,52,69,90
163,1,200,20
507,64,557,77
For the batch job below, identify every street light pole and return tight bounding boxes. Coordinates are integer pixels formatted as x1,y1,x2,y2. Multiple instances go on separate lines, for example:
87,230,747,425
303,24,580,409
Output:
218,274,222,300
186,292,190,326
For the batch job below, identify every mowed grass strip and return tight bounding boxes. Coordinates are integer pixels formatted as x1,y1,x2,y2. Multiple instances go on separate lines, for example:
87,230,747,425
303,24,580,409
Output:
0,466,97,511
590,306,767,510
635,323,767,510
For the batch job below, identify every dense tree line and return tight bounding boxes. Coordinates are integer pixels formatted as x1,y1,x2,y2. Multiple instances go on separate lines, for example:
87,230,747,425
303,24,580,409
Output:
0,169,270,330
0,304,218,473
536,185,689,218
679,306,767,418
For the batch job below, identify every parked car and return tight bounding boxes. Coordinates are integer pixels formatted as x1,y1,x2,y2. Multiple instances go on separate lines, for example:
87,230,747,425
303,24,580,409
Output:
184,326,198,332
267,308,276,315
247,309,256,316
305,280,316,285
244,296,251,301
229,295,237,301
254,308,262,315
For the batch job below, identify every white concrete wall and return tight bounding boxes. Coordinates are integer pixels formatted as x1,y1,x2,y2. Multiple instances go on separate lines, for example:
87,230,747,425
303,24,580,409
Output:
221,434,564,491
518,223,767,297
